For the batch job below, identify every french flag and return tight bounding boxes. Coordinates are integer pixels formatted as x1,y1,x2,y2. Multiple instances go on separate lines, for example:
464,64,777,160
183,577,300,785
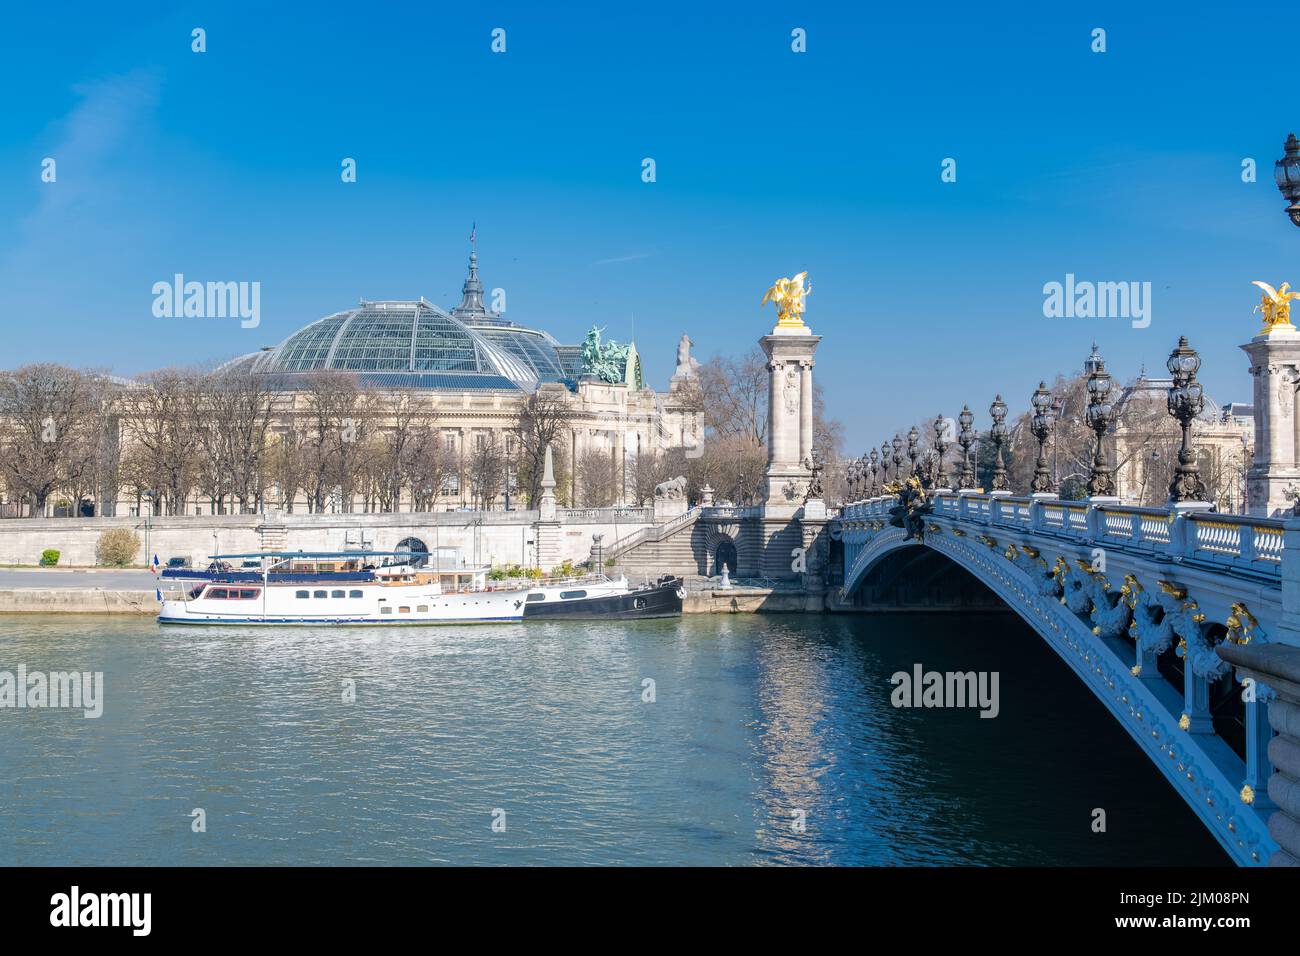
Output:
151,553,159,577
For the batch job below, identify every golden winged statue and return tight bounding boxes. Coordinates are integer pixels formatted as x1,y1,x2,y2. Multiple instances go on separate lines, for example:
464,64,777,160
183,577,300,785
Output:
761,272,811,328
1251,280,1300,333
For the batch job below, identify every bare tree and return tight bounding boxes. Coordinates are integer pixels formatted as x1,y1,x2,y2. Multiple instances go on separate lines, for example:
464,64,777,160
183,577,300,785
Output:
513,387,575,507
370,389,433,512
467,432,506,509
194,369,277,514
297,372,369,513
0,364,101,516
408,426,453,512
266,425,306,513
630,448,672,506
696,352,767,443
119,369,202,515
576,449,619,507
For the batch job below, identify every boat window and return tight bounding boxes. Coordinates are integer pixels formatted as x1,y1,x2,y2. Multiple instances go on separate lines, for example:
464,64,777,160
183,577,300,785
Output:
559,590,587,600
416,605,428,612
208,588,228,599
296,590,309,599
380,607,393,614
313,590,327,599
635,598,647,609
238,589,259,600
349,590,363,598
525,593,546,602
398,606,411,613
331,590,345,598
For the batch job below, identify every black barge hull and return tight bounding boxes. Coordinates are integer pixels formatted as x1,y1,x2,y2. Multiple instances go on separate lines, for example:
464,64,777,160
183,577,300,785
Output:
523,579,683,620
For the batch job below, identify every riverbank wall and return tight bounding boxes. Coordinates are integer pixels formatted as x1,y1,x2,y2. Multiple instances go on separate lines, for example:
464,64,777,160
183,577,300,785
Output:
0,589,161,614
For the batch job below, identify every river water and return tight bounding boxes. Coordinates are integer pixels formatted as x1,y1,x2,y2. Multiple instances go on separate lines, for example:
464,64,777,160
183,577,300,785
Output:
0,611,1226,866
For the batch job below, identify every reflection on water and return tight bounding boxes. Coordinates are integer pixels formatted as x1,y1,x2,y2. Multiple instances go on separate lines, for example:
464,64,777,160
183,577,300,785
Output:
0,612,1227,865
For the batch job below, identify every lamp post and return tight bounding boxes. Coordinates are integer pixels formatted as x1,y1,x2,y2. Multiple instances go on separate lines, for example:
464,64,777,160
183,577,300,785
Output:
988,394,1009,492
1084,344,1117,499
869,449,880,496
1276,133,1300,228
847,459,860,501
880,441,892,484
906,426,920,477
1030,381,1056,495
932,414,950,489
891,434,904,485
1166,336,1210,507
956,405,976,489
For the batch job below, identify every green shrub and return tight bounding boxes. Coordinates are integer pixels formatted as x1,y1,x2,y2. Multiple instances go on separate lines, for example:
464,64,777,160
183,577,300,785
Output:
39,549,60,567
95,528,141,567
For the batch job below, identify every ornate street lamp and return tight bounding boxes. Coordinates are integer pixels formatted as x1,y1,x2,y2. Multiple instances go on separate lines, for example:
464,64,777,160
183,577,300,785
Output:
957,405,977,488
1084,344,1117,498
891,434,904,484
880,441,892,484
1166,336,1209,503
932,413,950,488
988,394,1009,492
1276,133,1300,228
846,459,860,500
906,425,920,476
1030,381,1056,495
869,448,880,496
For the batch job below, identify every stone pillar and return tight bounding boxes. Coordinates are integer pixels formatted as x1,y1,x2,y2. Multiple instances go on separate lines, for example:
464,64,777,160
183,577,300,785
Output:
759,327,820,516
1242,328,1300,516
758,319,820,580
1218,512,1300,864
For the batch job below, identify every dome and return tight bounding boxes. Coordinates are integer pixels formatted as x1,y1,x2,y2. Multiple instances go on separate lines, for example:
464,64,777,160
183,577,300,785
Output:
225,248,574,392
232,300,564,391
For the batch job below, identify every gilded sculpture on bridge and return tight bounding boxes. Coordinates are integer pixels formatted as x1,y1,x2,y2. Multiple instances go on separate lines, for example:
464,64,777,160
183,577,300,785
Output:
761,272,811,329
1251,280,1300,333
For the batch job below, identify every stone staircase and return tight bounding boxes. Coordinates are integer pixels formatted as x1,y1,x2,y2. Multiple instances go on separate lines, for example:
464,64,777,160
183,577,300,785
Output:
257,515,288,553
602,507,705,578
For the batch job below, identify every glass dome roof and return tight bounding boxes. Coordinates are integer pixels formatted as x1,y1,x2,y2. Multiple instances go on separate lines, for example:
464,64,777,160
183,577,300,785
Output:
223,248,591,392
233,300,567,391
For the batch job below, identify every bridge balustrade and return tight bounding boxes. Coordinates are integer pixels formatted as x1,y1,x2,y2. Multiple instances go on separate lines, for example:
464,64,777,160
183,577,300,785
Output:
843,493,1285,581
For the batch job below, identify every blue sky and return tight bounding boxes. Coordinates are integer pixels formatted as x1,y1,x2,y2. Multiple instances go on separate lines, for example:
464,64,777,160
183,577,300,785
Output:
0,1,1296,450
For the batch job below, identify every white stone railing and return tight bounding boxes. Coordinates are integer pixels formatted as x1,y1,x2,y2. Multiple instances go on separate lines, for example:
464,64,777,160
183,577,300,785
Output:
558,507,653,524
841,493,1286,579
700,505,761,520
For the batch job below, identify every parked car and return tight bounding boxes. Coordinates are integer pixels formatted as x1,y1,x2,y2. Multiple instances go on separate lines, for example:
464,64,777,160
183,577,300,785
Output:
165,556,191,569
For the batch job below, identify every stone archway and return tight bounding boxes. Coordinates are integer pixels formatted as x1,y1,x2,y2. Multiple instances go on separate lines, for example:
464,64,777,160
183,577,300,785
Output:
395,536,429,568
714,537,738,575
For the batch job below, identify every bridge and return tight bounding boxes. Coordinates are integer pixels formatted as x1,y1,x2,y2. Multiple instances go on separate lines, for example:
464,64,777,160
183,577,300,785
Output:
840,491,1291,866
586,287,1300,868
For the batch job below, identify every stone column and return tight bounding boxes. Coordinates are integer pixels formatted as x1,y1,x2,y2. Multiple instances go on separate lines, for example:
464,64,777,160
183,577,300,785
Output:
1242,328,1300,516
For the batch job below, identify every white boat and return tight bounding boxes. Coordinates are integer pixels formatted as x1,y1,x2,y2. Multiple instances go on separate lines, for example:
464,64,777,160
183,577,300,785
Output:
158,550,529,626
